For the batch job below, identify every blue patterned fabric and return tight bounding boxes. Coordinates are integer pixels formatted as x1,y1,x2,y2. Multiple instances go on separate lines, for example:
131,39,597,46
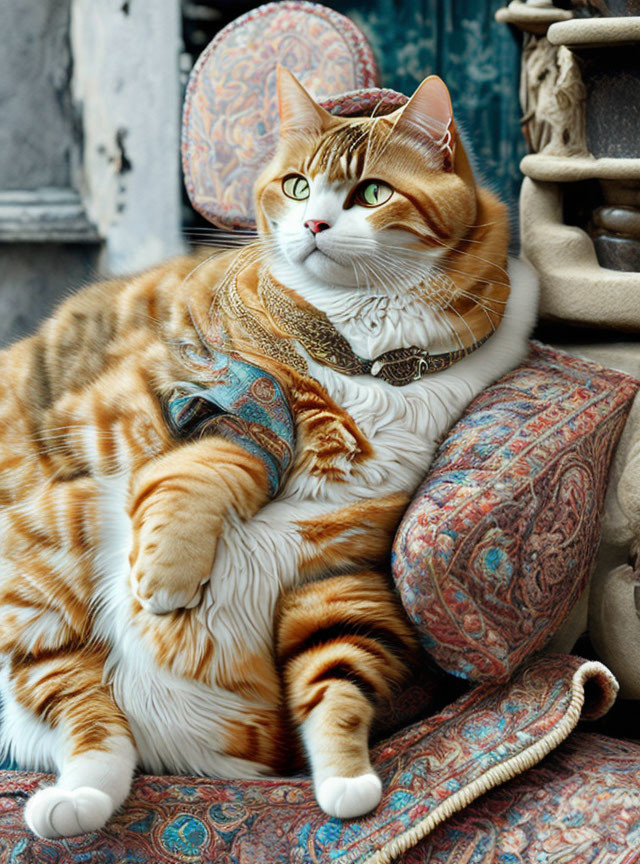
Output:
167,348,295,496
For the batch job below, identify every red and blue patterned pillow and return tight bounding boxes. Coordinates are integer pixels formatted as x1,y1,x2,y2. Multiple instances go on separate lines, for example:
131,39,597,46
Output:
393,342,638,682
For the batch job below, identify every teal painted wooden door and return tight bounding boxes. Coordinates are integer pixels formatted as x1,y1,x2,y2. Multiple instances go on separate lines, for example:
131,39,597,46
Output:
328,0,525,237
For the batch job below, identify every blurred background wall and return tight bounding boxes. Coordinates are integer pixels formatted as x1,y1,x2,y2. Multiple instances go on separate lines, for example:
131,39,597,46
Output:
0,0,523,347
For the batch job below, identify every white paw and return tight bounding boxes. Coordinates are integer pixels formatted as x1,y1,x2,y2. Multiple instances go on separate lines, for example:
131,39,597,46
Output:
133,582,203,614
25,786,114,838
316,772,382,819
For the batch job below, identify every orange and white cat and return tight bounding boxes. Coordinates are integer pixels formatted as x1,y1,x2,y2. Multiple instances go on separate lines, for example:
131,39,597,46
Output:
0,69,537,838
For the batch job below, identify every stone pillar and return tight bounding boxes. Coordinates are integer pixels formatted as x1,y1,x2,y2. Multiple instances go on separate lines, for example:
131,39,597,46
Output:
497,1,640,337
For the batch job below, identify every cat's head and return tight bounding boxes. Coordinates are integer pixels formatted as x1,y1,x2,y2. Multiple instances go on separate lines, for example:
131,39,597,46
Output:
254,67,500,295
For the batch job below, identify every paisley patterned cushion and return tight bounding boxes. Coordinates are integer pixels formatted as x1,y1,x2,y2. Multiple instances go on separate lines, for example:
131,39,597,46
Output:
393,341,639,683
182,1,379,229
400,732,640,864
0,656,617,863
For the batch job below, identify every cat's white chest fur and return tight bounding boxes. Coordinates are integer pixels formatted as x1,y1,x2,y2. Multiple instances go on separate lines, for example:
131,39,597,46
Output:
285,257,539,498
200,257,537,676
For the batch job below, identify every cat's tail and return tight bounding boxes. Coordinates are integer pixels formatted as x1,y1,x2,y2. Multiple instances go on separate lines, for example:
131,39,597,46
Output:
276,570,416,818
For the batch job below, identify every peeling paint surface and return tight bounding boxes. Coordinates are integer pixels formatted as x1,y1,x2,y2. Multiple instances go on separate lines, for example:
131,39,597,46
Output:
71,0,185,274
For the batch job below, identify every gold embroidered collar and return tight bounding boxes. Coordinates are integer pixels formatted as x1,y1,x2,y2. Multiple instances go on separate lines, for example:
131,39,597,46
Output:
258,273,494,387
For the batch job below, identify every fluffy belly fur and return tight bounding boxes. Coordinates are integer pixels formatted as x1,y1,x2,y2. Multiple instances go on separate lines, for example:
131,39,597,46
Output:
84,415,432,779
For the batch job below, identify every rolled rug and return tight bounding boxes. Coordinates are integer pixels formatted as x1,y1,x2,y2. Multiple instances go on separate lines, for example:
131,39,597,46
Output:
0,655,617,863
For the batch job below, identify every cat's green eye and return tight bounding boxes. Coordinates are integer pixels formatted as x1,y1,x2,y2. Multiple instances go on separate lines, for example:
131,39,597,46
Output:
282,175,310,201
355,180,393,208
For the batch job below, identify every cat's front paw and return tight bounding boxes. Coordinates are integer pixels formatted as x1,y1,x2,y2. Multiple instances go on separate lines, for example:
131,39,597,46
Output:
131,578,205,614
130,534,216,614
25,786,114,838
316,772,382,819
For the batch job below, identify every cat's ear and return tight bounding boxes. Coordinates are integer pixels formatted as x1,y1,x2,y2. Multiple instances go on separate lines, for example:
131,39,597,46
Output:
396,75,456,169
277,66,331,136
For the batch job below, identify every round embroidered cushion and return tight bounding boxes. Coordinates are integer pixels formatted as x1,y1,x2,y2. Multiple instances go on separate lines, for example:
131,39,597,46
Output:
392,342,639,683
182,0,381,230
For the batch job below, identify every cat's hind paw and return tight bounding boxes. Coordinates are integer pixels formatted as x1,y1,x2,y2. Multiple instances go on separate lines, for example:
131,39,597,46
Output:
316,772,382,819
25,786,114,838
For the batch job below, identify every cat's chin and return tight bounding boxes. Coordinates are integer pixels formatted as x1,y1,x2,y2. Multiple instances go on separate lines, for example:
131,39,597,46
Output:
300,250,360,290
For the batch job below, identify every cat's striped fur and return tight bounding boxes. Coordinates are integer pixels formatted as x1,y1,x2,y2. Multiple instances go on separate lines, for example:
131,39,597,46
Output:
0,69,537,836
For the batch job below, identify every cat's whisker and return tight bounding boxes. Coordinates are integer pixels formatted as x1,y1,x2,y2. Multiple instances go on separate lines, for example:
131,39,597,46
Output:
184,233,278,250
353,256,383,296
349,256,367,289
14,446,71,462
183,227,259,234
426,267,503,316
339,237,443,265
34,427,119,442
434,241,510,280
6,447,119,479
356,253,402,290
432,263,510,290
358,259,380,296
386,254,435,284
350,260,360,288
180,251,228,291
183,236,260,244
366,256,415,294
36,444,85,457
481,307,498,333
441,299,480,346
185,240,260,249
351,259,368,291
31,423,116,435
454,287,509,309
460,220,499,229
334,240,432,281
31,434,87,446
452,234,492,246
448,290,500,334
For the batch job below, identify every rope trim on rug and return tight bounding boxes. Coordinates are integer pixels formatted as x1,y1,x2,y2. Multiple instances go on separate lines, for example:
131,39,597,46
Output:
364,660,618,864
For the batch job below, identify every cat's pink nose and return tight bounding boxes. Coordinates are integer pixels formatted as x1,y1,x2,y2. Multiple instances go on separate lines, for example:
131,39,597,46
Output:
305,219,330,234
